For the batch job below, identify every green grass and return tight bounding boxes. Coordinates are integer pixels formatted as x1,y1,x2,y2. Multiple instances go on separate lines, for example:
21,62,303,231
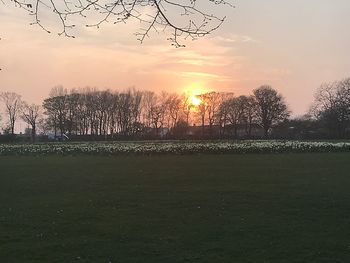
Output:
1,153,350,262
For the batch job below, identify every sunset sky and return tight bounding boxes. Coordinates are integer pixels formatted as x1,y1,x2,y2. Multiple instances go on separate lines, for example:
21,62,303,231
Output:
1,0,350,115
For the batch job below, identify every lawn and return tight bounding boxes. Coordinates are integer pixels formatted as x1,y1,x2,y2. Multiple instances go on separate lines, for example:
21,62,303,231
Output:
1,153,350,262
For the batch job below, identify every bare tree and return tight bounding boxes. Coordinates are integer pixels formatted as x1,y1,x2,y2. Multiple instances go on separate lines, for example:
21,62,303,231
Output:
115,89,143,136
150,104,165,134
310,82,338,118
181,93,193,125
311,78,350,137
21,103,41,142
42,86,68,137
35,86,292,140
204,92,223,133
216,92,234,137
197,94,207,136
141,91,157,128
6,0,232,47
253,86,290,138
241,95,257,137
0,92,23,135
166,93,182,128
220,96,245,138
146,92,167,135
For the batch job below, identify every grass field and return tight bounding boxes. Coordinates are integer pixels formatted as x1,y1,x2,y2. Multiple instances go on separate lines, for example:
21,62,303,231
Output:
1,153,350,262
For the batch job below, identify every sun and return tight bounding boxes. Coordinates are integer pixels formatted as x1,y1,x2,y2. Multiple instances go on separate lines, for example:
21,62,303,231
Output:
184,83,206,106
190,95,202,106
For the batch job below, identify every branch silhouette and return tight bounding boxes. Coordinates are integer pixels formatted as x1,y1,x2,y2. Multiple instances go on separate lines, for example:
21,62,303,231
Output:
6,0,233,47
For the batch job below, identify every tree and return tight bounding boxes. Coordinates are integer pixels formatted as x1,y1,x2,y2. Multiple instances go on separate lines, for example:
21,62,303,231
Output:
43,96,67,137
204,92,223,135
65,92,80,135
181,93,193,125
216,92,234,137
240,95,257,137
165,93,182,129
115,89,143,136
195,92,231,137
6,0,232,47
21,103,41,142
141,91,157,128
253,86,290,138
218,94,256,138
220,96,245,138
0,92,23,135
197,94,208,137
311,78,350,138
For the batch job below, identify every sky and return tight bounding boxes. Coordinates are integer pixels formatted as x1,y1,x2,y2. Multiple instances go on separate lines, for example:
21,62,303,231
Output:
1,0,350,116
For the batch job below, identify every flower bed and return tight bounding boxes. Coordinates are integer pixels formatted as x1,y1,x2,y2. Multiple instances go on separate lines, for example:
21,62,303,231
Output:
0,141,350,156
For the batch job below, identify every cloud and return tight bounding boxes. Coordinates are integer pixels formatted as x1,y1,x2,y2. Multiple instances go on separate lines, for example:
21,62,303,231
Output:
212,34,260,44
178,71,223,79
0,5,255,101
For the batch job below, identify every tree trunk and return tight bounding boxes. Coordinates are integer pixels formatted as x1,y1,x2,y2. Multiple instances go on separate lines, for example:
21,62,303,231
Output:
31,125,36,143
201,116,205,138
264,126,269,138
11,117,15,135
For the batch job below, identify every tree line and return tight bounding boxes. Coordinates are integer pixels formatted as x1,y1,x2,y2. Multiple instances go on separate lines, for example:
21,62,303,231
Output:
1,77,350,142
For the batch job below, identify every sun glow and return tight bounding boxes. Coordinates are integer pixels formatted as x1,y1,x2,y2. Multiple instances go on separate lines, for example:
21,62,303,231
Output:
190,95,202,106
184,83,206,106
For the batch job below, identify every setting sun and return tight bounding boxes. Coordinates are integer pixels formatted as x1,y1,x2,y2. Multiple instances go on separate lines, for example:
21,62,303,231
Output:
190,95,202,106
184,83,206,107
